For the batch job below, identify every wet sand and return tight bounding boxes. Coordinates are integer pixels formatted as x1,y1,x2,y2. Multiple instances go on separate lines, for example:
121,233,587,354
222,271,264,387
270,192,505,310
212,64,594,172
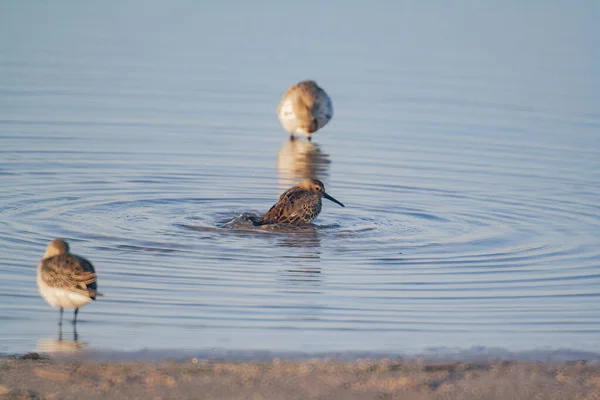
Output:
1,354,600,399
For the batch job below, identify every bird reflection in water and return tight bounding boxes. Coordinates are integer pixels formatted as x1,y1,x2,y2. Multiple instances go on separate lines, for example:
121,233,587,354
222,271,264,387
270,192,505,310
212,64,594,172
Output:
276,226,323,290
277,138,331,189
276,224,321,249
36,325,87,354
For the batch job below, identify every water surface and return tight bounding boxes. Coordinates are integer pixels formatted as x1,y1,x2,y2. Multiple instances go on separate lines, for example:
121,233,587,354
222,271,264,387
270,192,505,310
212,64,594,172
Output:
1,1,599,357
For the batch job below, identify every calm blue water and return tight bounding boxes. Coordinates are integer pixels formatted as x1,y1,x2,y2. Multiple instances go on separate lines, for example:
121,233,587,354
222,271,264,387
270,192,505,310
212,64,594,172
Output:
1,1,599,357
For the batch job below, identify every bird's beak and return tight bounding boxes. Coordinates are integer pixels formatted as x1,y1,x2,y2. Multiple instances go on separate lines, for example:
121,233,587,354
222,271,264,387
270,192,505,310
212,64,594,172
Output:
323,192,345,207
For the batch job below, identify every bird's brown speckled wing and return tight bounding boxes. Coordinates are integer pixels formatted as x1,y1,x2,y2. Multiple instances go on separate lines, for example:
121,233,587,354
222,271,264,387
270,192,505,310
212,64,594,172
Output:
40,254,100,299
261,187,321,225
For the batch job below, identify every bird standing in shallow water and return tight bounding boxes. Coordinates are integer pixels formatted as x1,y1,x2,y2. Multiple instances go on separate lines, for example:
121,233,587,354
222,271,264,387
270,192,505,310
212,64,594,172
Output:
252,179,344,225
277,80,333,141
37,239,101,326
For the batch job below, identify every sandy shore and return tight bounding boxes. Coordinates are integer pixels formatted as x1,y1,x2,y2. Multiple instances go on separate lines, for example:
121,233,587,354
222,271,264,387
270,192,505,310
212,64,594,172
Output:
1,354,600,400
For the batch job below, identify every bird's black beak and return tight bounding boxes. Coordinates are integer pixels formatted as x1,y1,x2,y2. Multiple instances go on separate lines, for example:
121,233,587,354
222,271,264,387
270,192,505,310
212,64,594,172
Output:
324,192,345,207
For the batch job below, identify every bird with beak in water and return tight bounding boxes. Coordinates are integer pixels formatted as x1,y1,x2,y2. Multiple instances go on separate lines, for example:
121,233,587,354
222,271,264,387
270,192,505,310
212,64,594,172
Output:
252,179,345,225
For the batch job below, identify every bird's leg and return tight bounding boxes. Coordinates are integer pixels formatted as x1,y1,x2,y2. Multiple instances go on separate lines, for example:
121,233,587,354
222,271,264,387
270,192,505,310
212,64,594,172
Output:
57,322,63,342
58,307,64,326
307,136,312,142
72,308,79,326
289,134,295,141
73,323,79,342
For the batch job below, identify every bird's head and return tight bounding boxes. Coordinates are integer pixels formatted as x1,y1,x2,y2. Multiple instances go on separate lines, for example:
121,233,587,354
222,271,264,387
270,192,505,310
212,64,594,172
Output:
297,179,344,207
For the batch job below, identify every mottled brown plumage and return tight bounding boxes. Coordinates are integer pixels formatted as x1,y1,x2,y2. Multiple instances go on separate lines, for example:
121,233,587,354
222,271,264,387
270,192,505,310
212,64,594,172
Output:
254,179,344,225
40,253,100,299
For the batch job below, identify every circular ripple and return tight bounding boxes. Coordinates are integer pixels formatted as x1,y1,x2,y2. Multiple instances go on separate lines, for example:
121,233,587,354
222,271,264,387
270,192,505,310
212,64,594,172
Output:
1,102,600,355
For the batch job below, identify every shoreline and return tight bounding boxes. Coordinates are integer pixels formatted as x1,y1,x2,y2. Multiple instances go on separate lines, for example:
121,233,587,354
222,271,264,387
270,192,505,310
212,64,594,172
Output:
2,354,600,399
8,343,600,363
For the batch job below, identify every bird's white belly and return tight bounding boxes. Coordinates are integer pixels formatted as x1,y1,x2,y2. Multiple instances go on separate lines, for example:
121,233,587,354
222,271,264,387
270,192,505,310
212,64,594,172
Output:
277,99,310,136
37,272,91,309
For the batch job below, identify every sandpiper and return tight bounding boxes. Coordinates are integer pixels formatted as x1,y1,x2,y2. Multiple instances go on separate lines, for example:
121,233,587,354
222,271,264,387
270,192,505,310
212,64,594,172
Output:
277,80,333,141
37,239,102,326
252,179,344,225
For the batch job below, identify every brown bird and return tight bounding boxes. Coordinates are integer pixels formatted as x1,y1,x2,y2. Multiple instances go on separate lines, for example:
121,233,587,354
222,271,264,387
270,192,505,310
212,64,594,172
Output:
277,80,333,141
252,179,344,225
37,239,102,326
